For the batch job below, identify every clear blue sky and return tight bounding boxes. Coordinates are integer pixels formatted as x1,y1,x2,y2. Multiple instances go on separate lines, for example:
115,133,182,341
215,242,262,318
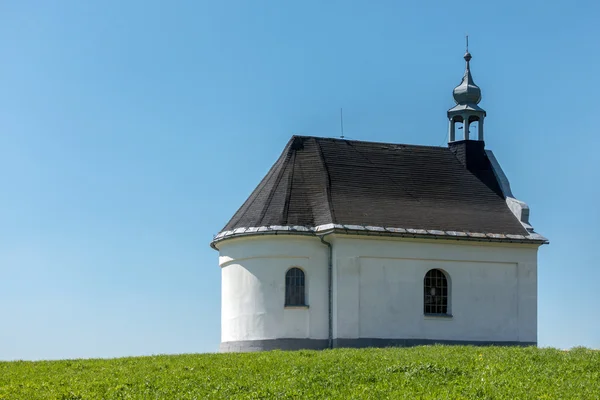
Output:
1,1,598,360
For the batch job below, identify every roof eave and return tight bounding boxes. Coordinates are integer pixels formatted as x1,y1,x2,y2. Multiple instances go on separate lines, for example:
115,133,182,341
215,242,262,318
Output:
210,224,549,250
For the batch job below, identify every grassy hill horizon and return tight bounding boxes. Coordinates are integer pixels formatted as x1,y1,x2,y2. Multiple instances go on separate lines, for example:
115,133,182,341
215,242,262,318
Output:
1,346,599,399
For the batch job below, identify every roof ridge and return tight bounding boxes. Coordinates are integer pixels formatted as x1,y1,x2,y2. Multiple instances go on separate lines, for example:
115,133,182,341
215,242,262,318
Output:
222,137,294,231
281,151,296,225
257,141,295,225
291,134,449,150
315,138,336,224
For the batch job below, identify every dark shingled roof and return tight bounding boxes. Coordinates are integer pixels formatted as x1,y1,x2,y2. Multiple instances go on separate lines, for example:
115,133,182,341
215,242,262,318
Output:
220,136,529,237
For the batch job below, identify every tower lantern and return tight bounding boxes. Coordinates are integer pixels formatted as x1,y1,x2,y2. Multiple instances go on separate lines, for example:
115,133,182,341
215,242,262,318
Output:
448,40,486,143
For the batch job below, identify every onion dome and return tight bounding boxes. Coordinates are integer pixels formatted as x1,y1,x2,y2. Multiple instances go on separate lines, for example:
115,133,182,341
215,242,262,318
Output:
453,51,482,105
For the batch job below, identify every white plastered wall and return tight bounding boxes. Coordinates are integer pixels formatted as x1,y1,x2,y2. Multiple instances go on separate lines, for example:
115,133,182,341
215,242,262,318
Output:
218,236,328,343
217,233,539,345
331,235,539,343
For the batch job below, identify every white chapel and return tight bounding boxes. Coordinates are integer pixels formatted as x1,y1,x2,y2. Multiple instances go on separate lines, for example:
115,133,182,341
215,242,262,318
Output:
211,48,548,352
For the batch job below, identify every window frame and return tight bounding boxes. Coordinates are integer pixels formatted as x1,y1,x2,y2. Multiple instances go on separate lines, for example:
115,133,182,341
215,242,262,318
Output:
423,268,451,317
284,267,308,308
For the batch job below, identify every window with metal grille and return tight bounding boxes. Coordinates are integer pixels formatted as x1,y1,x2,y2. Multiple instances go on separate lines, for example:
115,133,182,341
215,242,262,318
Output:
285,267,306,306
424,269,448,315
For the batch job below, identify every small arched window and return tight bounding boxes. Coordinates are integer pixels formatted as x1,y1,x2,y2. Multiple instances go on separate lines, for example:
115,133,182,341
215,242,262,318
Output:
285,268,306,306
424,269,448,315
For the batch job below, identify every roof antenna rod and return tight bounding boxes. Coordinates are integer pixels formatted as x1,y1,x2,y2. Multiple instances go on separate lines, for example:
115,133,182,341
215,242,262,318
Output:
466,34,469,52
340,108,345,139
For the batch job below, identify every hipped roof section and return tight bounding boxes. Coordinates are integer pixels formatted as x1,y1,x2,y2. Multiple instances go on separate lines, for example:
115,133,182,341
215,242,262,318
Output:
213,136,545,246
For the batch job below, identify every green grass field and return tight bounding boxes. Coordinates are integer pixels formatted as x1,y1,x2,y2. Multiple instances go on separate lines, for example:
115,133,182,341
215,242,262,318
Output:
1,346,598,399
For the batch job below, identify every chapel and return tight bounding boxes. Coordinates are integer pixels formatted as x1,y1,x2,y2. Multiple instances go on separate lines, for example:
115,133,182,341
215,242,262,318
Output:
211,47,547,352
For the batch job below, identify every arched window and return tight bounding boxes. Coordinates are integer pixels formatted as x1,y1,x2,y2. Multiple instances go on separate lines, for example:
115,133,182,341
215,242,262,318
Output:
285,268,306,306
424,269,448,315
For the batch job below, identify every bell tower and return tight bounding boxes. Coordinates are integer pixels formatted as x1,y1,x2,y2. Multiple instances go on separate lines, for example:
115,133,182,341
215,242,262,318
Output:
448,38,486,143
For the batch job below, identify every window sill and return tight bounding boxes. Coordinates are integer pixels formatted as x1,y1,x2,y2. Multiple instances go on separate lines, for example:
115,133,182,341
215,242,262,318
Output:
424,313,453,319
284,305,309,309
